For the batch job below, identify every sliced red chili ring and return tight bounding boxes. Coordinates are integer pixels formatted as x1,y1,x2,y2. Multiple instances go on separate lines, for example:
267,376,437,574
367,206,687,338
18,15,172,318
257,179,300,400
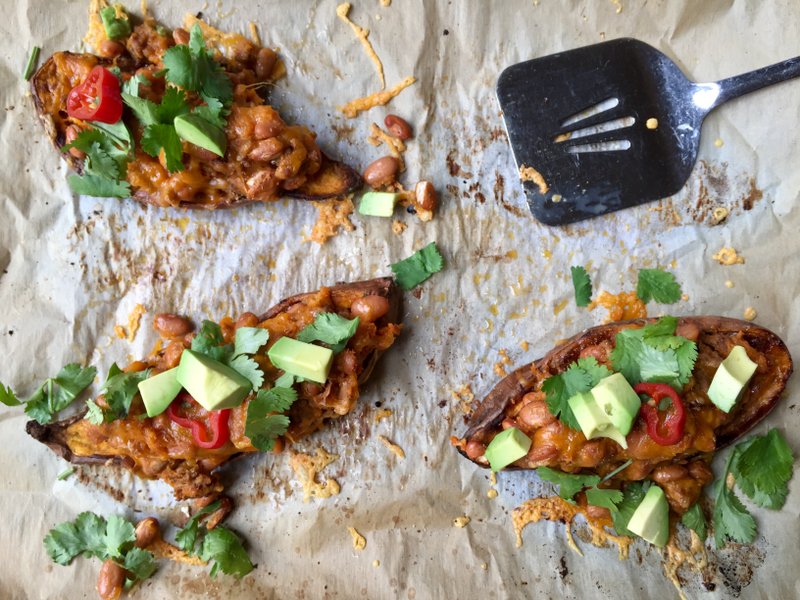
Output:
66,66,123,124
634,382,687,446
166,392,232,450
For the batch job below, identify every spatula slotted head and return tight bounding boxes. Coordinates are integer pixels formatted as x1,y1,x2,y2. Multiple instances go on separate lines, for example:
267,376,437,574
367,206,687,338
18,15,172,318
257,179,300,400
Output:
498,38,704,225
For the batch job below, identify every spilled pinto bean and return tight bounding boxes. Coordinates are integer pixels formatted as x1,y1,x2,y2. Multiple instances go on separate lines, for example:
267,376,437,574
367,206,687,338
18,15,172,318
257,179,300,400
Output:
350,295,390,322
154,313,193,338
384,114,412,140
134,517,161,548
97,559,125,600
363,156,399,188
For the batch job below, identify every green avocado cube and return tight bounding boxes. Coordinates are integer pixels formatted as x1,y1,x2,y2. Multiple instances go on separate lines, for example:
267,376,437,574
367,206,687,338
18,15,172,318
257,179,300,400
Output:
483,427,532,472
267,337,334,384
590,372,641,435
568,391,629,449
138,367,183,417
626,484,669,547
707,345,757,413
176,350,252,411
358,192,399,217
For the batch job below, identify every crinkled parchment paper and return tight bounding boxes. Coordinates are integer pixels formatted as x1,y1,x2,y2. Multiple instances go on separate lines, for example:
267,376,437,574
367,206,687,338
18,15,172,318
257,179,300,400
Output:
1,1,799,598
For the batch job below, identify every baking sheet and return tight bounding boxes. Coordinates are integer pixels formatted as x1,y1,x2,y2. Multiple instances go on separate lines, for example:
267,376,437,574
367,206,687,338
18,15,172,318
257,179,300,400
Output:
1,0,799,598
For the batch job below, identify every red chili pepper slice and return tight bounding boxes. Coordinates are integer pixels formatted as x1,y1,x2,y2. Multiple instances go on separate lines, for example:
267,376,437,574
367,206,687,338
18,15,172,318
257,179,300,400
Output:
634,383,686,446
66,66,123,123
166,393,231,450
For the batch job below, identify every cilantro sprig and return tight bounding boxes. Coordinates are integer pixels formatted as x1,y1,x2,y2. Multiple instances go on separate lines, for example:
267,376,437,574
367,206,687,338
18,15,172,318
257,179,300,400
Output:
245,386,298,451
297,313,359,354
0,364,96,425
44,512,157,583
163,24,233,106
636,269,682,304
175,502,253,578
570,265,592,307
541,357,612,430
63,126,133,198
391,242,445,290
98,363,151,422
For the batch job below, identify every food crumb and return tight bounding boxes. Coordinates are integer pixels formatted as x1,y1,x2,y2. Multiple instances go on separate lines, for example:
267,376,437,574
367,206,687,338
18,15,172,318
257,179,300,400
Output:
520,340,529,351
646,117,658,129
551,194,563,203
725,280,734,288
712,246,745,265
451,384,475,414
374,408,393,422
391,219,407,235
481,562,488,570
372,559,381,567
681,294,689,302
493,349,511,377
289,448,341,502
519,164,549,194
714,138,724,148
743,306,757,321
348,526,366,550
610,0,623,13
378,435,405,459
711,206,729,224
307,198,355,244
490,472,497,486
487,489,499,499
453,516,470,528
114,304,146,342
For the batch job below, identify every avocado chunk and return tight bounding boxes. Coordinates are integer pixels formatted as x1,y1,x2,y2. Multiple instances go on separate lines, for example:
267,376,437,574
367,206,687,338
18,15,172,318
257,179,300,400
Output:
626,484,669,547
707,345,757,413
174,113,227,157
591,373,641,435
138,367,182,417
568,391,629,448
176,349,252,411
358,192,399,217
267,337,334,384
483,427,532,472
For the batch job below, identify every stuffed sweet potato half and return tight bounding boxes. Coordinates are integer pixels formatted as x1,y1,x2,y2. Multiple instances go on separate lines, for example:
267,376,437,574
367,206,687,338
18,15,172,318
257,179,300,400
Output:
27,277,401,504
454,317,793,516
31,11,360,208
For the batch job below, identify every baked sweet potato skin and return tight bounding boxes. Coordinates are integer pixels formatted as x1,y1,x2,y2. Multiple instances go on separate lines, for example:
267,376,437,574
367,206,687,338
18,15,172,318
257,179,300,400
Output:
26,277,401,499
30,49,361,207
460,316,792,465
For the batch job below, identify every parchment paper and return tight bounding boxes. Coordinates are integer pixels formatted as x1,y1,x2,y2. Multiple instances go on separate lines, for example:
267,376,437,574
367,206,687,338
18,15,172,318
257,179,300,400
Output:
1,1,799,598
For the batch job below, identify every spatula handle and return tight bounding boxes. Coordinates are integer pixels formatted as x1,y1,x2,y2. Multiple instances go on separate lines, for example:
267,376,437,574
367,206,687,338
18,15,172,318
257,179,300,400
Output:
711,56,800,108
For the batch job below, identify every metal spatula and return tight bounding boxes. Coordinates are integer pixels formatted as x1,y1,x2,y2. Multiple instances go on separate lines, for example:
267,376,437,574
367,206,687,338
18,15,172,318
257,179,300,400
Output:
497,38,800,225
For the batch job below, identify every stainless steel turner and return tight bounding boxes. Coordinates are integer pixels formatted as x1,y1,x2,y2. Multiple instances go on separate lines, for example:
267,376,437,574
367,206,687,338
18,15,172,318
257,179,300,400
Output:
497,38,800,225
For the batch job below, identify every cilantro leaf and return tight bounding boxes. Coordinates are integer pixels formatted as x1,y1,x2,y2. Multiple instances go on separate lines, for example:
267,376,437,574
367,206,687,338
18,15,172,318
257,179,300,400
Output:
198,527,253,578
245,387,297,451
585,487,624,512
637,343,680,383
0,382,22,406
570,265,592,307
297,313,359,354
22,364,97,425
103,515,136,559
273,372,296,388
228,355,264,391
122,547,158,581
63,125,133,198
157,87,191,122
233,327,269,357
44,520,88,565
141,123,185,173
636,269,682,304
681,503,708,541
67,172,131,198
674,341,699,387
537,467,600,501
102,364,149,420
85,398,106,425
121,93,160,126
542,357,611,429
642,316,678,339
611,481,649,537
99,6,131,40
88,120,133,154
122,73,149,97
391,242,445,290
713,449,757,548
194,96,227,127
191,321,233,363
175,500,221,553
731,429,794,510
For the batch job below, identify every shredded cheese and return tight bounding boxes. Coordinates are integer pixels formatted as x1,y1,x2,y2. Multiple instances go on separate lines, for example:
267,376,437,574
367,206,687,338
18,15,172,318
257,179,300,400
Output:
336,3,385,89
451,384,475,415
519,165,549,194
391,220,407,235
114,304,146,342
348,526,367,550
84,0,111,52
289,448,341,502
148,538,206,566
306,197,356,244
368,123,406,171
663,531,708,600
378,435,405,459
712,246,745,265
338,76,417,119
248,22,261,46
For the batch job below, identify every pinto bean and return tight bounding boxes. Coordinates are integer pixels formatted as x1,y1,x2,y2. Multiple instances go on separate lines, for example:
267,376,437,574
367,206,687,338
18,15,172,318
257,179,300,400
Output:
465,439,486,460
65,125,86,160
172,28,190,45
526,444,559,464
301,381,323,396
414,181,437,211
516,399,556,430
253,117,285,140
688,460,714,485
586,504,612,520
350,295,390,322
134,518,161,548
161,340,185,369
575,441,607,468
154,313,193,338
235,312,260,329
248,137,286,162
652,464,689,484
501,417,518,430
97,559,125,600
255,47,278,80
98,39,125,59
363,156,399,188
339,350,358,375
384,114,412,140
